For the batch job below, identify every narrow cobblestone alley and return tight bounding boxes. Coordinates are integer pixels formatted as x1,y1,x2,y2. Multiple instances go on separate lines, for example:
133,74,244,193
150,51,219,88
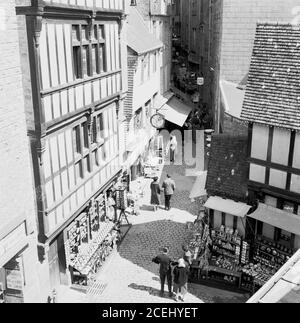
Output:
85,156,249,304
57,132,249,304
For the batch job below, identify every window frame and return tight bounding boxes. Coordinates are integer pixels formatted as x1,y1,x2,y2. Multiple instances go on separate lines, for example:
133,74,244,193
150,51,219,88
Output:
72,24,107,80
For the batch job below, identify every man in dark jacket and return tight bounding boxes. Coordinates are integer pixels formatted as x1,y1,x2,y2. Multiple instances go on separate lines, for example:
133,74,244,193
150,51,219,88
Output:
162,174,176,211
152,247,173,297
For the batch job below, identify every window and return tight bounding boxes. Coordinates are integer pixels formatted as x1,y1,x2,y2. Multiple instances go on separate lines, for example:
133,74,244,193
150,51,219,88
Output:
72,24,106,79
73,125,82,155
75,161,84,180
93,149,99,168
82,122,89,149
83,155,91,175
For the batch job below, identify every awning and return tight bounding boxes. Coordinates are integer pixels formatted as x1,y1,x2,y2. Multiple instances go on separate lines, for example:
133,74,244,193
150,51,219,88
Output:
127,7,163,55
189,171,207,200
158,96,193,127
220,80,245,119
247,249,300,303
204,196,251,218
247,203,300,236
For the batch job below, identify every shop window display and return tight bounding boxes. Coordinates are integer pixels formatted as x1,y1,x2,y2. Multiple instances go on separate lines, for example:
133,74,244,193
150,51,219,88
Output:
65,193,121,288
187,212,297,294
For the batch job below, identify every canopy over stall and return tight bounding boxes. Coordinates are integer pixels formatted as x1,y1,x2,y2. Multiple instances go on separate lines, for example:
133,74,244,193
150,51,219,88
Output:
204,196,251,218
158,97,193,127
247,203,300,236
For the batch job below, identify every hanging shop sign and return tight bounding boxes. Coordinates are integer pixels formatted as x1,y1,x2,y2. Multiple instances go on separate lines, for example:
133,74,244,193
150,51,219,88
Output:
151,113,165,129
197,77,204,86
5,269,23,291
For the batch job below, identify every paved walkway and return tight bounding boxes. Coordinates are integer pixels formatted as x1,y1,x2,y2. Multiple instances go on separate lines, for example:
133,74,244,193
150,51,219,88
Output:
57,141,249,303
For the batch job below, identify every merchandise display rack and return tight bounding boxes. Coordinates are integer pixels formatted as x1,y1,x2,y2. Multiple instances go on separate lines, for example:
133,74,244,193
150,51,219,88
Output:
69,222,119,287
240,235,296,293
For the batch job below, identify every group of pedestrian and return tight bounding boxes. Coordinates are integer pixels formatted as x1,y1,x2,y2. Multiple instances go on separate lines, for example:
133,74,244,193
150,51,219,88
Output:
152,245,192,302
150,174,176,212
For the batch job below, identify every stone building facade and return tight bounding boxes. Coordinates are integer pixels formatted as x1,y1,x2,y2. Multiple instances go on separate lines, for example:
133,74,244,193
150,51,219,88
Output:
0,0,42,303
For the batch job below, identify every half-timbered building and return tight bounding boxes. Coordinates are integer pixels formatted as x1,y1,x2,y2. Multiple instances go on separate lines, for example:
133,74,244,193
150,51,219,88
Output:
241,23,300,251
16,0,127,297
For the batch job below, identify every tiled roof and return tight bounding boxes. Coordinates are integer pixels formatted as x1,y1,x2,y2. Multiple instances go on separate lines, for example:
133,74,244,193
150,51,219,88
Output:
127,7,163,55
205,135,248,202
241,23,300,130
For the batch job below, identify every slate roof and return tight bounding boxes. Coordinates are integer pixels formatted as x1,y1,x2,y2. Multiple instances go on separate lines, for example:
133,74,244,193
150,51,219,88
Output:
241,23,300,131
205,135,248,202
127,7,163,55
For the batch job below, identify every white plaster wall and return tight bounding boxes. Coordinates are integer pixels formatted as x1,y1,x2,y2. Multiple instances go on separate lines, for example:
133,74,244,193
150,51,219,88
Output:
249,164,266,183
269,169,287,189
251,124,269,160
132,54,160,112
271,128,290,166
290,175,300,194
293,132,300,169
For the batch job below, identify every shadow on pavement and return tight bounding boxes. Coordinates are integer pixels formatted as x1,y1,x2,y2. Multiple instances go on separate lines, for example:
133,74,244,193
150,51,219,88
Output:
128,283,165,298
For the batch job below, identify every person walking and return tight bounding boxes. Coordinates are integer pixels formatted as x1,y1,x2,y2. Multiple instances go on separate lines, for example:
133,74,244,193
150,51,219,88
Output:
150,176,161,212
162,174,176,211
166,135,178,164
173,258,189,302
152,247,173,298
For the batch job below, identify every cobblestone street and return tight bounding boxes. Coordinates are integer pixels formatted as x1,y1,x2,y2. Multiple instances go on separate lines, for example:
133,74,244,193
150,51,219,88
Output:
58,140,249,304
84,160,249,304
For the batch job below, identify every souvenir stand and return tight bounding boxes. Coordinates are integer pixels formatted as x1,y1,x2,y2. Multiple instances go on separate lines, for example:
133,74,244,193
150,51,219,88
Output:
66,196,121,290
240,235,296,293
189,223,244,289
188,213,297,294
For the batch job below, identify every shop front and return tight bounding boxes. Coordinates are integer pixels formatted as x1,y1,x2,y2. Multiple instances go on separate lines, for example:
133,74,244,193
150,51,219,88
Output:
0,222,29,303
46,172,131,292
125,130,161,182
188,197,300,295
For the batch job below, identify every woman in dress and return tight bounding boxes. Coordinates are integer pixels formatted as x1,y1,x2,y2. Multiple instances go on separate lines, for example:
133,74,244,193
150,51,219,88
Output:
150,176,161,212
173,258,189,302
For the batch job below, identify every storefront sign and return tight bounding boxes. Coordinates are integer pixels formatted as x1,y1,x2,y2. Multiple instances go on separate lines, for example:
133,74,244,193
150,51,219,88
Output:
0,223,27,259
5,269,23,291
